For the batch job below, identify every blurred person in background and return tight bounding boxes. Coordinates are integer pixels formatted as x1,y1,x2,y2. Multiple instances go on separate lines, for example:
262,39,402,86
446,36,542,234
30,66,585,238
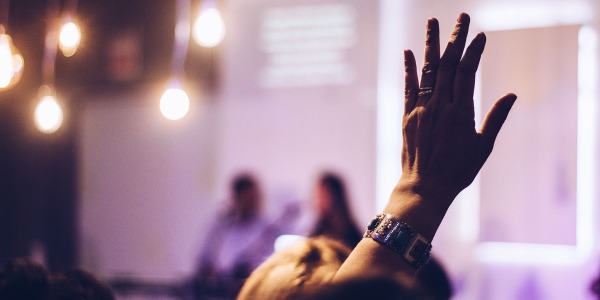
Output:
308,172,362,249
592,266,600,299
192,172,280,299
0,257,114,300
0,258,49,300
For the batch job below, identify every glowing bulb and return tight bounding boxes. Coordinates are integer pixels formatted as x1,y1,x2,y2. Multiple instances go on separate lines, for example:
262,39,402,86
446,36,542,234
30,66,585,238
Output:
192,7,225,47
0,36,12,87
0,33,24,90
160,88,190,120
59,21,81,57
34,95,64,133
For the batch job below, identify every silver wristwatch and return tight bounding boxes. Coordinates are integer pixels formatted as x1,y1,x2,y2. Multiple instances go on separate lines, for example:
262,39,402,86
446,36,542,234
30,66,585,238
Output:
364,214,432,269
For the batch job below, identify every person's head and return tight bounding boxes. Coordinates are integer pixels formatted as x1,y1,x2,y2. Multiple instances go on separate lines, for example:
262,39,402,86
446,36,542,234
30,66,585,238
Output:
0,258,49,300
231,173,262,219
237,236,351,299
47,269,114,300
592,270,600,298
314,172,351,218
237,236,432,300
415,255,453,300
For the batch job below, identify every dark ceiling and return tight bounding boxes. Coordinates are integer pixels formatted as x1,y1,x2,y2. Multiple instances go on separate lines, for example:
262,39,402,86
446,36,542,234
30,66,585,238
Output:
4,0,218,99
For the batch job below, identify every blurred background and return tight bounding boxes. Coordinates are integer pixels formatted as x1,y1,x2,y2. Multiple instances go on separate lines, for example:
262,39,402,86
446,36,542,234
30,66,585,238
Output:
1,0,599,299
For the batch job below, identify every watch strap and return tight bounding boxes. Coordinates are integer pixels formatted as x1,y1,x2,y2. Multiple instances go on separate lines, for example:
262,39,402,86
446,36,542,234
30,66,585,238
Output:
364,214,432,269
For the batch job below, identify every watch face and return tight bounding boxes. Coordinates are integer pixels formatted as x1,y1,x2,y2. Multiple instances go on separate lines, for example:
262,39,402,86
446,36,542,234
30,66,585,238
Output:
367,214,432,269
389,229,413,250
409,239,429,258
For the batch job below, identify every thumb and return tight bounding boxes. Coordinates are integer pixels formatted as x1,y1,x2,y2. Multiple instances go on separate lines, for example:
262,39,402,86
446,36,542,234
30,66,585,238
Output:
476,93,517,167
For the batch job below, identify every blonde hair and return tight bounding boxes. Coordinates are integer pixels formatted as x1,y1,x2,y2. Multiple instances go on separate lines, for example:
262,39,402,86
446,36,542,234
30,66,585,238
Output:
237,236,351,300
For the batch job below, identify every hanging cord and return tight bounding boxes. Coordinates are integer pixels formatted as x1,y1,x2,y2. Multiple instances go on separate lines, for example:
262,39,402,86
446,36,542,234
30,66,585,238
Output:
65,0,77,14
172,0,191,79
0,0,9,33
41,0,59,88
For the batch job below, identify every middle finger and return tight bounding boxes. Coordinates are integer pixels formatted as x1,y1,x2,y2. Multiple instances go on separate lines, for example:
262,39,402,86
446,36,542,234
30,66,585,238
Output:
431,13,471,106
416,18,440,106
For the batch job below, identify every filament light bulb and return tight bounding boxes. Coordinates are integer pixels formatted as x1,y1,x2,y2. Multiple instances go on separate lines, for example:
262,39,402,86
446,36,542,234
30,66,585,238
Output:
192,7,225,47
59,21,81,57
34,95,64,134
160,88,190,120
0,32,24,90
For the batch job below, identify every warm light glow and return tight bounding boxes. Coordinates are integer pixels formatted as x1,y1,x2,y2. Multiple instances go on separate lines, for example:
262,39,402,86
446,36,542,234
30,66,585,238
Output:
59,21,81,57
0,33,24,90
192,7,225,47
160,88,190,120
34,95,64,133
0,35,12,87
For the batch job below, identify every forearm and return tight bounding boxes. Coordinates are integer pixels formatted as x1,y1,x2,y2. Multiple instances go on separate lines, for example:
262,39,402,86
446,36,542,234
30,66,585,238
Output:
332,181,453,281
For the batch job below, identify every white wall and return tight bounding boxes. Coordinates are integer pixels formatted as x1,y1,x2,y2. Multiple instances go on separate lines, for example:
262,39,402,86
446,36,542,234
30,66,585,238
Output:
79,86,219,279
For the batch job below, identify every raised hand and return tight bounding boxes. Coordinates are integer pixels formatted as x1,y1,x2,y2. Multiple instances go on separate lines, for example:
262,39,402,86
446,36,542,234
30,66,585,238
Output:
399,13,516,210
334,13,516,282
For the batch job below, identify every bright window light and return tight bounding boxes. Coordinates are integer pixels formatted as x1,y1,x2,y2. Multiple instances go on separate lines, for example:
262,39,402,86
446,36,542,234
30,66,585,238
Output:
473,26,597,266
376,0,404,210
476,2,593,30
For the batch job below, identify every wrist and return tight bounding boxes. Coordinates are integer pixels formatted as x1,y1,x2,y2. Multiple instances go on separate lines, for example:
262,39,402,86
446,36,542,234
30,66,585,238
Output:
382,178,455,241
395,174,459,206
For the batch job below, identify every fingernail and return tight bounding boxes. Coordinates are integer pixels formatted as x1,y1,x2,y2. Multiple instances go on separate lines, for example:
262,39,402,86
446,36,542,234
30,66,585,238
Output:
506,94,517,106
474,32,486,44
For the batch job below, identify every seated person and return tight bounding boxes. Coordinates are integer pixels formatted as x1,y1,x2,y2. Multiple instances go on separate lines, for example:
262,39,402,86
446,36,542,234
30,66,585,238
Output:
194,173,280,299
309,172,363,248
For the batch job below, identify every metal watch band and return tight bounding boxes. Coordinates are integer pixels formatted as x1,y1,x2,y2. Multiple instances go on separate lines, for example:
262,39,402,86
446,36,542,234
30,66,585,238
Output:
364,214,432,269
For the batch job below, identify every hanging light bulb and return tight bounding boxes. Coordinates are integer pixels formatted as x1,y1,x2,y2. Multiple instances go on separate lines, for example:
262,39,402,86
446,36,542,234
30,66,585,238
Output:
160,80,190,120
58,19,81,57
34,86,63,133
192,1,225,47
0,26,24,90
